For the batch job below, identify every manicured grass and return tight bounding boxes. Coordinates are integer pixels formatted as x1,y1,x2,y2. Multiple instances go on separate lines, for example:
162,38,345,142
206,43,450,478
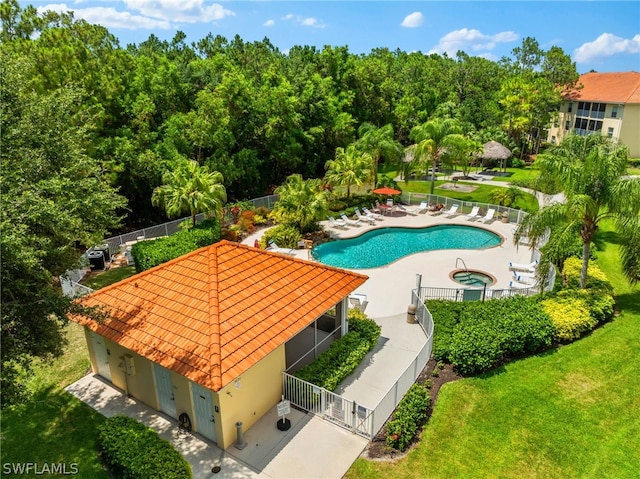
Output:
1,322,110,478
626,167,640,176
479,166,540,183
346,223,640,479
82,265,136,290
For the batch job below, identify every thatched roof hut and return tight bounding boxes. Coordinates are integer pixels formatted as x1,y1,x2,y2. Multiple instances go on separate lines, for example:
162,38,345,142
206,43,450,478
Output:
480,141,512,171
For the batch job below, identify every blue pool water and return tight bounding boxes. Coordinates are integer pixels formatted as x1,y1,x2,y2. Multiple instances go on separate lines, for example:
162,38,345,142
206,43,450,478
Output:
312,225,501,269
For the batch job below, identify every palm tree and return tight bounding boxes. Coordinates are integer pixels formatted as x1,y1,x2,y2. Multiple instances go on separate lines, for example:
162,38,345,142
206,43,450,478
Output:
152,160,227,227
515,134,640,287
324,145,372,197
273,174,329,233
355,123,402,188
409,118,464,194
489,186,524,207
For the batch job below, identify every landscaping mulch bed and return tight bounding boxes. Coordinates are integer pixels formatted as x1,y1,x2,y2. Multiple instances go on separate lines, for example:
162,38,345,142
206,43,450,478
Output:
360,358,463,461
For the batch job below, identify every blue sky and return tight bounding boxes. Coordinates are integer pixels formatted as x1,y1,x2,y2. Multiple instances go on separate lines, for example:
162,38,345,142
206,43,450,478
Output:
24,1,640,73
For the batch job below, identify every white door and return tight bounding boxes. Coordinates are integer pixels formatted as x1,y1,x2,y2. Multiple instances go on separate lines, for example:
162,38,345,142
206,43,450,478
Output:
153,364,177,419
90,333,111,382
191,383,216,442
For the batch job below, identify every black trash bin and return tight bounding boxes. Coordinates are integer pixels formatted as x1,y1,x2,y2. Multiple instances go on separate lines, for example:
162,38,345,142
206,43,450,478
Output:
87,250,106,270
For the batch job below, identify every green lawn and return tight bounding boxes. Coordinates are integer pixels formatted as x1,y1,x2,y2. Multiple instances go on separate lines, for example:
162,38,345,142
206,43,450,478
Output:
82,265,136,290
626,167,640,176
346,222,640,479
1,322,110,479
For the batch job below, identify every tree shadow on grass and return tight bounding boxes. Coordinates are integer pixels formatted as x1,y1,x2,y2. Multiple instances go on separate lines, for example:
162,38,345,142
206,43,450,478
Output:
593,229,624,250
616,291,640,315
1,386,109,478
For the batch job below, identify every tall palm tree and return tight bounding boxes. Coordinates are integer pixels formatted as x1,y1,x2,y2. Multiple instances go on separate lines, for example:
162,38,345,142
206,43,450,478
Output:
355,123,402,188
515,134,640,287
409,118,464,194
152,160,227,227
273,174,329,233
324,145,372,197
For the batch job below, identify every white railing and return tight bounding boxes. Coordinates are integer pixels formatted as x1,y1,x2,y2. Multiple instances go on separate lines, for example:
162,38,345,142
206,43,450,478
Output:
401,193,529,224
283,289,435,440
60,278,94,298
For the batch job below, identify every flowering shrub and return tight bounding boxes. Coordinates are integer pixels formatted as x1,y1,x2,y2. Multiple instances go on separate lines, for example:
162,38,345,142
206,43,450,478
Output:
386,384,430,451
562,257,612,292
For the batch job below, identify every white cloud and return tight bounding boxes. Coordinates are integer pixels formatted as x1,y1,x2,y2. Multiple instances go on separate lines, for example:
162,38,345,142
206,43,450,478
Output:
428,28,518,56
573,33,640,63
37,3,170,29
401,12,423,28
123,0,235,23
281,13,326,28
263,19,275,27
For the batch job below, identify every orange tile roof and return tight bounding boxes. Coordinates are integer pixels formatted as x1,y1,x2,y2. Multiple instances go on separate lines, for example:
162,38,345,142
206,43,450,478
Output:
71,241,367,391
564,72,640,104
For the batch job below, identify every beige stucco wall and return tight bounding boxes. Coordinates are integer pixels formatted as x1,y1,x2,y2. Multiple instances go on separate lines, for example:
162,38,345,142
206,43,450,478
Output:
216,345,286,449
548,101,639,157
620,104,640,158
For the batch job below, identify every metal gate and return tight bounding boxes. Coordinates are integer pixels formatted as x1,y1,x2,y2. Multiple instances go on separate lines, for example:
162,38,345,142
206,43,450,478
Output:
282,372,374,438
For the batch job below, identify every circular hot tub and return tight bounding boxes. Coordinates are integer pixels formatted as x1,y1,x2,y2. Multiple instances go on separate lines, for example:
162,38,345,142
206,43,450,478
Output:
450,269,496,287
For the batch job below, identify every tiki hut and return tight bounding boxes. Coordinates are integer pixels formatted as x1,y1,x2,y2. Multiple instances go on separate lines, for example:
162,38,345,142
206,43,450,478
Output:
480,141,512,171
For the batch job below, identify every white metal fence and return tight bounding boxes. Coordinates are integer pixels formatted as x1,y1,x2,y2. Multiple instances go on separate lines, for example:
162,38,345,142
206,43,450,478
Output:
283,290,435,439
101,195,280,255
401,193,528,224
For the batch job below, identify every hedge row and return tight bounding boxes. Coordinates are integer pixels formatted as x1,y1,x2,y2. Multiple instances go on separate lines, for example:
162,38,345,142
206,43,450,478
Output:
386,383,430,451
97,415,191,479
428,296,555,375
294,311,380,391
131,219,221,272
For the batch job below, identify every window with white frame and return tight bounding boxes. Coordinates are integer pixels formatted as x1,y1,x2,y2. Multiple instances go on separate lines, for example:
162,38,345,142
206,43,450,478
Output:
607,127,614,137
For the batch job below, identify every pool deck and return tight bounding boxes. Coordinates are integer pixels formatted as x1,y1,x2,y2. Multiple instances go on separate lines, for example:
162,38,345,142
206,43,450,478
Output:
244,211,536,319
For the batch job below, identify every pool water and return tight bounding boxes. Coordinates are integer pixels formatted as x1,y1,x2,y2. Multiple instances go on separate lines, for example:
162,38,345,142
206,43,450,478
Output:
312,225,501,269
452,271,495,287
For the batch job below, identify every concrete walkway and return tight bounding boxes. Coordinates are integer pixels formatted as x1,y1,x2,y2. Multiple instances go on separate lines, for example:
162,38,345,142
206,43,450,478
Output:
66,375,368,479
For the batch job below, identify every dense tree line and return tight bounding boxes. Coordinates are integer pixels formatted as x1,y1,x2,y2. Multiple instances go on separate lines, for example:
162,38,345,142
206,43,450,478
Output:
0,0,580,405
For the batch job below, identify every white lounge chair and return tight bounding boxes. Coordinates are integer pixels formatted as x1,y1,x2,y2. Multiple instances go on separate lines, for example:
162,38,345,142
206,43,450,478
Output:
327,217,347,229
355,208,376,224
480,208,496,223
363,207,383,220
405,201,429,215
464,206,480,221
340,214,360,227
509,260,538,272
443,204,459,217
348,293,368,312
512,272,537,285
509,280,538,289
267,240,296,255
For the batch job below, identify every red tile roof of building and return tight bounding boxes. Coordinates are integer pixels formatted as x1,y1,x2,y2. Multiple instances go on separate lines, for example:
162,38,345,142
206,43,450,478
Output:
71,240,368,391
564,71,640,104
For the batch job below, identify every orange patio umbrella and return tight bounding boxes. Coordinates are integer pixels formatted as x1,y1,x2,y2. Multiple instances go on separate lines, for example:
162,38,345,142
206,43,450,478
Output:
372,186,401,195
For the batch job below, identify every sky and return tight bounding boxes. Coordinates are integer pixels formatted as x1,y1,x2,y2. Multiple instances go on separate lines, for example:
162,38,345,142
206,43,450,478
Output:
22,1,640,73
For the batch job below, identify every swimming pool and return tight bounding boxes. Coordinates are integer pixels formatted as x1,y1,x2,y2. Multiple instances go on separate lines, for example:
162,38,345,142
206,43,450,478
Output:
312,225,502,269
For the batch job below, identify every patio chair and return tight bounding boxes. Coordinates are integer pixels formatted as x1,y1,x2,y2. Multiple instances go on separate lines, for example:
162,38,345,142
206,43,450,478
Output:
340,214,360,227
512,270,536,280
327,216,348,229
354,208,376,224
405,201,429,215
443,204,460,218
464,206,481,221
512,272,537,286
509,260,538,272
363,207,383,220
348,293,368,312
509,279,539,289
480,208,496,223
267,240,296,256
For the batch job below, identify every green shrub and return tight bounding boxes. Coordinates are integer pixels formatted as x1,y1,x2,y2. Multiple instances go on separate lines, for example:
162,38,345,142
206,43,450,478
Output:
562,257,613,292
542,288,615,341
348,309,381,349
328,200,347,212
628,158,640,167
131,219,221,272
260,224,301,249
386,384,430,451
434,296,554,375
425,300,466,362
97,415,191,479
294,313,381,391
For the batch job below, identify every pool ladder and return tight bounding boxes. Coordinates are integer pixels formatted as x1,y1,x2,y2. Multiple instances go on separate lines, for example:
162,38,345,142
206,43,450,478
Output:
455,257,469,274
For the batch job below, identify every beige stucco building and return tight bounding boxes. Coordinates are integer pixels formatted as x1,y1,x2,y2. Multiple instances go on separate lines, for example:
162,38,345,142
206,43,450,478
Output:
547,71,640,158
72,241,367,449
